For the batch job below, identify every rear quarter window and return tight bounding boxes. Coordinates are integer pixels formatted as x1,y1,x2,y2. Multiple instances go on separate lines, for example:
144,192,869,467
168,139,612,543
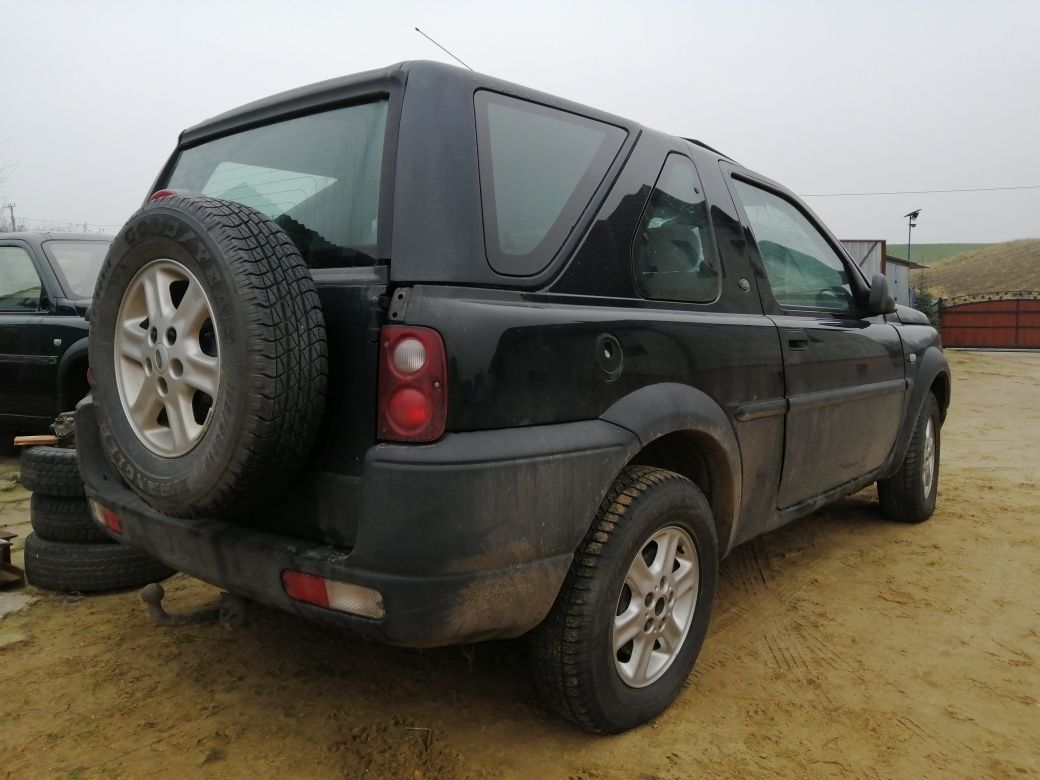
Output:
475,91,626,276
164,100,388,268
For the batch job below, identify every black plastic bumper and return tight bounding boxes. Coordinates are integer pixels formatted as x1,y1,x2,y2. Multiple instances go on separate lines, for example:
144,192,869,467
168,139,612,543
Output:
77,399,638,647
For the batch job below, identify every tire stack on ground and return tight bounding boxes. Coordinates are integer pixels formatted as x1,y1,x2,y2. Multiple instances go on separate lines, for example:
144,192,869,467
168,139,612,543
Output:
20,446,175,593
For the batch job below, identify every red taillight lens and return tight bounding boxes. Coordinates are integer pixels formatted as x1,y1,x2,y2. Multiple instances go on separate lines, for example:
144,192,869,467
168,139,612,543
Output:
148,188,190,202
377,325,447,442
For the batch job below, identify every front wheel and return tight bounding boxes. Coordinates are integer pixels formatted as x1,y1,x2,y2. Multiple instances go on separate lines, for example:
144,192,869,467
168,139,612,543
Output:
530,466,718,733
878,394,941,523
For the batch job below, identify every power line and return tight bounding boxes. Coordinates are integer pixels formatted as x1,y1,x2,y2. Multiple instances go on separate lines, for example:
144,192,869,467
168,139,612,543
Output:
802,184,1040,197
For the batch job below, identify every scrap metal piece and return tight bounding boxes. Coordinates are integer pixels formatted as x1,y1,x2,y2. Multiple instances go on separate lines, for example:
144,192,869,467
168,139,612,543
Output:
0,531,22,589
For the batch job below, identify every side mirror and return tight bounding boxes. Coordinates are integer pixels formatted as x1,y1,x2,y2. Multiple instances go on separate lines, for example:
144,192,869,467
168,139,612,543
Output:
866,273,896,315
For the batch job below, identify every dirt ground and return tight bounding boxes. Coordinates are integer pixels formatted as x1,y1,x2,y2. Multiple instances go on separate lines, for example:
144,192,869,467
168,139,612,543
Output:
1,350,1037,779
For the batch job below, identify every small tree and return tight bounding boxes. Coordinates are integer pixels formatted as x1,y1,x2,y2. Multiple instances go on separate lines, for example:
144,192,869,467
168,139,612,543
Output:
914,289,941,329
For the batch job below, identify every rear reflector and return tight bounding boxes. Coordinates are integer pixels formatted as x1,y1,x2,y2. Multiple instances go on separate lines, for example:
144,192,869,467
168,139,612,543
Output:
88,500,123,534
282,570,385,619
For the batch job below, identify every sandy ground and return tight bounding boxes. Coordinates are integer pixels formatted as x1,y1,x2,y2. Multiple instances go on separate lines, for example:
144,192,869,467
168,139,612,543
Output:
0,350,1037,779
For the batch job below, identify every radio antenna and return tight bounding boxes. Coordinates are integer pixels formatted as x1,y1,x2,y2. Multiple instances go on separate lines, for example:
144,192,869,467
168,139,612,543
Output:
414,27,473,71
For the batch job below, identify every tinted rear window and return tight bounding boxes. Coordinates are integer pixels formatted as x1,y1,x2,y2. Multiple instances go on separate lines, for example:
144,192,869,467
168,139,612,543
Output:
164,100,387,268
475,91,626,276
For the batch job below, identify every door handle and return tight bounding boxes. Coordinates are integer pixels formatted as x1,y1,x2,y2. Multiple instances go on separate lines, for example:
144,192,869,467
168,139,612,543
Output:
785,328,809,350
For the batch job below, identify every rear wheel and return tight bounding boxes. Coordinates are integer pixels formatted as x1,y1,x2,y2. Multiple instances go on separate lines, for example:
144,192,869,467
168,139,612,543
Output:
531,466,718,733
878,394,941,523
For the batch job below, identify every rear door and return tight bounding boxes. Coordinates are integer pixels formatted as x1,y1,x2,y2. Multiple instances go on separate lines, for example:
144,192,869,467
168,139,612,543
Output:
725,170,906,509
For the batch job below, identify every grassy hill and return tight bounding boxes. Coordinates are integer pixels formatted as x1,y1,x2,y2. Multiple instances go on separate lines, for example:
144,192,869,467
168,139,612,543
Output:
887,243,991,265
916,240,1040,297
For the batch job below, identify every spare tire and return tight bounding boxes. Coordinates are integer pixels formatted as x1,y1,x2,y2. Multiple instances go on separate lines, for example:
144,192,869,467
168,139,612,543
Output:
89,193,327,518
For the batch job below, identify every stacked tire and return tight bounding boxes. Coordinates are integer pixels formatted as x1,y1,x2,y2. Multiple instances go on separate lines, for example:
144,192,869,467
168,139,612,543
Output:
21,446,174,593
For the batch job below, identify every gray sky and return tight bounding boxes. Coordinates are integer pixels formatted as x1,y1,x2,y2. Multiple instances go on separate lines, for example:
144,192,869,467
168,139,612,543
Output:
2,0,1038,244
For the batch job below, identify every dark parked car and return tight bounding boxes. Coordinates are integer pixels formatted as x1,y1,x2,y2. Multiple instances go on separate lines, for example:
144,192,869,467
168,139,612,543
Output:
78,62,950,733
0,232,111,437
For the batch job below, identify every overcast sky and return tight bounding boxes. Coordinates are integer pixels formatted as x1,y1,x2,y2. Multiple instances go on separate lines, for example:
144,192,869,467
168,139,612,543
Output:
2,0,1038,244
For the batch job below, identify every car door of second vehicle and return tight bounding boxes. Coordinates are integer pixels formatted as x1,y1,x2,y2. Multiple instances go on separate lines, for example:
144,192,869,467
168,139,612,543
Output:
725,169,906,513
0,242,58,423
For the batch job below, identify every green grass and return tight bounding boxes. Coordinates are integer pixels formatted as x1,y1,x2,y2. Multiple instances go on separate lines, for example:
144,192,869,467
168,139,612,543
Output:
916,239,1040,297
887,243,991,265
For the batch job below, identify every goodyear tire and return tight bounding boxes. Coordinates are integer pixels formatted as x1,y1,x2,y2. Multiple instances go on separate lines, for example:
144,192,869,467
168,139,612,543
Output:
30,494,111,544
20,446,83,497
88,193,327,519
23,533,175,593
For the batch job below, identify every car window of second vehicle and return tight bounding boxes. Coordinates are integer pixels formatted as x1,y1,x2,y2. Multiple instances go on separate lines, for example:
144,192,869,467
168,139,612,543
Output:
43,240,111,299
633,154,719,303
732,179,855,312
0,246,43,312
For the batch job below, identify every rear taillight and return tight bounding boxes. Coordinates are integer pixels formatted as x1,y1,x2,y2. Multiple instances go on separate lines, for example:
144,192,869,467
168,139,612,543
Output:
281,570,385,619
377,325,447,442
148,188,191,202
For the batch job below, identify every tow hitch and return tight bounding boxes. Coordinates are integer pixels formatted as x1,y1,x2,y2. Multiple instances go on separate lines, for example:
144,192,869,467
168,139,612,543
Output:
140,582,251,629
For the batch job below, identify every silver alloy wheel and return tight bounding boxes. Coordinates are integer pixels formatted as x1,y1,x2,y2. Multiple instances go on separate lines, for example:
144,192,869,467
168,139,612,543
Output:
113,259,220,457
921,417,936,498
612,525,699,688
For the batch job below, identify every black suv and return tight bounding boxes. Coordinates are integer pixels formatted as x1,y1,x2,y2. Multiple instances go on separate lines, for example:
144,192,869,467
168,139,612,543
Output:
0,232,110,437
78,62,950,733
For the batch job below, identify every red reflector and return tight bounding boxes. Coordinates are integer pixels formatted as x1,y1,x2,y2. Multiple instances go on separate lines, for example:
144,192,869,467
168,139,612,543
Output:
102,507,123,534
282,571,329,608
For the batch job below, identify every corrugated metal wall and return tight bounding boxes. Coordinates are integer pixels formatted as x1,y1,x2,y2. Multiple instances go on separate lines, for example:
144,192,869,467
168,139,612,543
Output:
940,298,1040,348
840,239,912,306
841,240,884,278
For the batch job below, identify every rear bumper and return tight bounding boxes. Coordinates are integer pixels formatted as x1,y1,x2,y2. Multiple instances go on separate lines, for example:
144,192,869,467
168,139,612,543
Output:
77,398,637,647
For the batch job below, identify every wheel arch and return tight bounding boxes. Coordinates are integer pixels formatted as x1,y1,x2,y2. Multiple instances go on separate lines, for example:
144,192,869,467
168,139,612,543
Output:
600,383,742,556
56,337,90,411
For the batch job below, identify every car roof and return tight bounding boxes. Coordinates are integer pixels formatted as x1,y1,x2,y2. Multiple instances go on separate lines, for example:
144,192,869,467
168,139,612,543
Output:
177,60,735,162
0,232,113,242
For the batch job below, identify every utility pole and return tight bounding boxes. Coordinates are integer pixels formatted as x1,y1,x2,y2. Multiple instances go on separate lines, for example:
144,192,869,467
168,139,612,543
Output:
904,209,922,296
6,202,14,232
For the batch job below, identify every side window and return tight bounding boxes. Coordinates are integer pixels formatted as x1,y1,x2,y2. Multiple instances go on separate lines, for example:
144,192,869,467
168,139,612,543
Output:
475,91,627,276
0,246,43,312
732,179,855,311
633,154,719,303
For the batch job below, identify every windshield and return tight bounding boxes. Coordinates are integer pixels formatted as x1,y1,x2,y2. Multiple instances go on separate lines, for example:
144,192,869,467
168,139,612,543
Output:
43,239,111,299
164,100,388,268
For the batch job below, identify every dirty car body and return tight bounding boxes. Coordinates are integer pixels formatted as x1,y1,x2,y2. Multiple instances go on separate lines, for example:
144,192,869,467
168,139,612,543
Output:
77,62,951,651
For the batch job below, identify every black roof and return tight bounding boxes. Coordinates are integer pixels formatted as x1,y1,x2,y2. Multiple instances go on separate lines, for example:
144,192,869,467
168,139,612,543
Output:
0,231,113,242
178,60,731,160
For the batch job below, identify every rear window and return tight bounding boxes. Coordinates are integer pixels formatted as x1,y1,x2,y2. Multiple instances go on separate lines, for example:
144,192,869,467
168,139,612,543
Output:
164,100,388,268
475,91,626,276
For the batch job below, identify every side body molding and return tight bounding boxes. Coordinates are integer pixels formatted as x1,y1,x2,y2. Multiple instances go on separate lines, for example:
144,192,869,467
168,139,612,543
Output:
600,383,743,555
